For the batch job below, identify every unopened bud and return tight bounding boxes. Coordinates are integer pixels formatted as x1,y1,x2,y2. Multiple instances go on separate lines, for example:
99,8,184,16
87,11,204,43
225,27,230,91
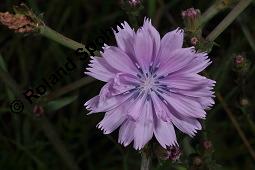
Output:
235,54,245,65
182,8,200,19
182,8,201,32
190,37,199,45
233,54,250,75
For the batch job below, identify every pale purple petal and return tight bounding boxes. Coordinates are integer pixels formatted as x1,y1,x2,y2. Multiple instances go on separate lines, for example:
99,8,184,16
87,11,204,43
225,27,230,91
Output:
102,46,137,75
154,119,177,148
97,106,126,134
143,18,161,59
157,48,196,77
178,52,212,74
127,94,147,120
85,89,133,114
118,120,135,146
170,113,202,137
133,100,154,150
161,92,206,119
85,56,118,82
114,21,135,57
161,74,215,98
84,96,99,112
150,91,171,122
157,28,184,62
134,27,153,72
198,97,215,109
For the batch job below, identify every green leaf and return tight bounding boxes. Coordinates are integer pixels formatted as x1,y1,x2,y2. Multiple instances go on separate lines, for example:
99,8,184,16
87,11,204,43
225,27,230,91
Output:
44,95,78,112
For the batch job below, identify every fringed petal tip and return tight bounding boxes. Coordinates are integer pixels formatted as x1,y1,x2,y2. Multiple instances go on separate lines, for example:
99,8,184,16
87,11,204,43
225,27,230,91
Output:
176,27,184,34
112,20,132,33
190,125,202,138
96,123,110,134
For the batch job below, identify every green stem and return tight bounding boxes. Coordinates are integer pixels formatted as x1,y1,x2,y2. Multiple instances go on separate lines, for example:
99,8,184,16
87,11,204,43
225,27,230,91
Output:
39,25,87,51
140,149,152,170
217,93,255,161
239,20,255,53
200,2,221,27
206,0,252,41
241,108,255,136
200,0,237,27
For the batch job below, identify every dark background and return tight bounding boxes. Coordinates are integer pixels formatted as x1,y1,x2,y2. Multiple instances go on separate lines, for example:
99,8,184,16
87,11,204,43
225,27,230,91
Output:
0,0,255,170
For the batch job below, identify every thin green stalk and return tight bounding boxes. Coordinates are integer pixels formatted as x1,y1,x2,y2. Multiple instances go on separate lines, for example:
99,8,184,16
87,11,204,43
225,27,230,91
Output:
217,92,255,161
200,2,222,27
206,0,252,41
140,150,152,170
39,25,87,51
241,108,255,136
45,77,95,101
239,20,255,53
200,0,237,27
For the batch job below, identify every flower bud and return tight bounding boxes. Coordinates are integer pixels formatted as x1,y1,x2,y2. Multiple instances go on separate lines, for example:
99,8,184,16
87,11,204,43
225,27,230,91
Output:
235,54,245,65
182,8,201,32
233,54,250,75
190,36,199,46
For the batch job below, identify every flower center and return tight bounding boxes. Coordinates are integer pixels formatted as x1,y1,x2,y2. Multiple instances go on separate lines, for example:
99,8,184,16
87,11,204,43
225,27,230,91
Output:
141,76,155,91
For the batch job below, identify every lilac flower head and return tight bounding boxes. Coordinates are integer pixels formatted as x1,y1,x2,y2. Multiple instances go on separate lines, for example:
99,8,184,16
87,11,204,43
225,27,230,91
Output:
85,18,215,150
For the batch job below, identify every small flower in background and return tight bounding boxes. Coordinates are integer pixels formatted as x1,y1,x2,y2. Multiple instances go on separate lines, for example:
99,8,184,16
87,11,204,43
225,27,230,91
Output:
234,54,245,65
85,18,215,150
233,53,251,75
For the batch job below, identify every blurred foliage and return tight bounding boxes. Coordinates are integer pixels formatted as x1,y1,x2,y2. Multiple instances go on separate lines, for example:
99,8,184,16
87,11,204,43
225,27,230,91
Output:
0,0,255,170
